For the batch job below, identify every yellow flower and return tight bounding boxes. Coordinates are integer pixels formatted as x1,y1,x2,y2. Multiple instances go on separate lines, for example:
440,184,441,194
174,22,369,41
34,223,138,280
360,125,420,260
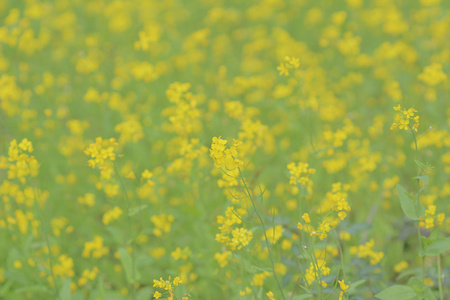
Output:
277,63,290,76
339,279,349,291
173,276,182,286
263,225,284,244
142,169,153,179
424,277,434,286
394,260,408,273
84,137,118,169
266,291,275,299
13,260,22,269
102,206,123,225
302,213,311,224
390,105,419,132
418,63,447,86
277,57,300,76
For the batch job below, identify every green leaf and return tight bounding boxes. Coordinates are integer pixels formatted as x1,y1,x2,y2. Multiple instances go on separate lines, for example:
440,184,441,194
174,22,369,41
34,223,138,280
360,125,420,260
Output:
396,184,425,220
128,205,148,216
96,276,105,299
416,197,426,218
118,248,134,284
414,160,433,172
423,237,450,256
137,287,154,300
14,285,50,294
118,248,141,284
0,281,13,296
397,268,419,280
375,285,417,299
413,175,429,185
407,277,436,300
59,278,71,300
347,279,366,293
423,288,436,300
70,291,85,300
425,229,439,242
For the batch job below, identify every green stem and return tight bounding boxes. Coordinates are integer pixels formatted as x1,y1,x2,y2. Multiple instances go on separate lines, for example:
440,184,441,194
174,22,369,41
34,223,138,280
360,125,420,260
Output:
437,255,443,300
238,168,286,300
332,230,346,280
409,125,425,282
114,162,136,300
30,181,59,298
409,126,418,160
114,162,132,209
315,263,323,299
307,238,324,299
416,223,425,281
239,249,247,298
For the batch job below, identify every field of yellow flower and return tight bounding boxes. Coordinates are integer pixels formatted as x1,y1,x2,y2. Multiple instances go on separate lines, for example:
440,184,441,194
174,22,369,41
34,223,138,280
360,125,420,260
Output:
1,0,449,299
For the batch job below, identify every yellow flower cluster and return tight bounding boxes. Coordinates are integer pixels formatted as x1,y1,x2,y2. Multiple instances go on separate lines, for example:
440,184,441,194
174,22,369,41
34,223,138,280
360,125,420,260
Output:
78,193,95,207
350,239,384,265
82,236,109,258
78,267,99,287
338,279,349,300
216,206,253,251
84,137,120,197
52,254,74,279
51,217,71,237
325,182,351,214
151,214,175,237
394,260,408,273
171,247,192,261
0,139,47,242
166,138,209,180
85,137,118,170
304,259,330,285
214,251,232,268
152,276,188,300
251,271,272,286
390,105,420,132
102,206,123,225
297,183,351,242
266,291,275,300
164,82,202,136
240,286,252,297
287,162,316,187
419,204,445,229
114,116,144,144
2,139,39,183
418,63,447,86
209,136,243,169
299,216,333,241
1,0,450,297
263,225,284,244
277,56,300,76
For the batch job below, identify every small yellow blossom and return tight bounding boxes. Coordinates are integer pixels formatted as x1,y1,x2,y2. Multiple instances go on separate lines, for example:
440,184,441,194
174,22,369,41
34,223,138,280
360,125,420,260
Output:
418,63,447,86
394,260,408,273
390,105,419,132
266,291,275,299
13,260,22,269
102,206,123,225
277,56,300,76
424,277,434,286
302,213,311,224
